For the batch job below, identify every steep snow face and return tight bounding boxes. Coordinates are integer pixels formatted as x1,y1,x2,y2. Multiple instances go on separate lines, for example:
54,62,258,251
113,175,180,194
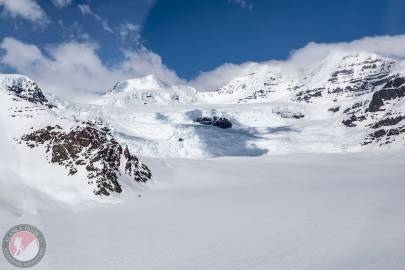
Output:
98,75,200,106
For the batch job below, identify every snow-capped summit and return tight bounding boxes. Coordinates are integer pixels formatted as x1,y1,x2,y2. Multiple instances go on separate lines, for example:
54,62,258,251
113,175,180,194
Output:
99,74,199,106
108,74,169,93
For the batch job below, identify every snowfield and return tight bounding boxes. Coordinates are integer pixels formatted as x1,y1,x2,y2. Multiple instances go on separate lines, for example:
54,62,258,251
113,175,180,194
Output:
1,153,405,270
1,47,405,269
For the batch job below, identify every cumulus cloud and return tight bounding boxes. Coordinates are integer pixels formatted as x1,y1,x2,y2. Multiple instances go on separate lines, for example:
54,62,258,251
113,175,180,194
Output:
78,4,113,33
191,34,405,91
0,37,182,100
51,0,72,8
228,0,253,10
0,0,48,24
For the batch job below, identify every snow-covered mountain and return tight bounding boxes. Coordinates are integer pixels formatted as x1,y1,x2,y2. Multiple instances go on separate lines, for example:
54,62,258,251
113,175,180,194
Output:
97,74,199,106
89,49,405,155
198,51,405,147
0,74,152,214
199,51,396,104
1,48,405,214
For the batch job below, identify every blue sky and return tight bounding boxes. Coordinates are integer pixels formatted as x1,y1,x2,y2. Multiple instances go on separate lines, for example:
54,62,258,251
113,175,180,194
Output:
1,0,405,98
143,0,405,78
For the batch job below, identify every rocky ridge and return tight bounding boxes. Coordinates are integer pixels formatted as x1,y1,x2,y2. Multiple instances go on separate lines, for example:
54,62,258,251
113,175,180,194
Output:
20,123,152,196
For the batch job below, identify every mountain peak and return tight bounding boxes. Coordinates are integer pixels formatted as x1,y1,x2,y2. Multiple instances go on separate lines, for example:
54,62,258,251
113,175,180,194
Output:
109,74,169,94
0,74,50,106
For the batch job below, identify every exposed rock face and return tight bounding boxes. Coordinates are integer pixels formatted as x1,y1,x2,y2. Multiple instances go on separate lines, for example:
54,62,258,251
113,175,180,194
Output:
123,146,152,183
20,122,152,196
272,108,305,119
328,106,340,113
342,114,366,127
296,88,323,102
367,77,405,112
336,76,405,145
194,116,232,129
363,112,405,145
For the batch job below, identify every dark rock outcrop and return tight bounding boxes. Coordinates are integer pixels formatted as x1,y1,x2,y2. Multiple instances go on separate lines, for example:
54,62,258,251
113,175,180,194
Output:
371,115,405,129
363,125,405,145
296,89,323,103
328,106,340,113
20,122,152,196
367,77,405,112
273,110,305,119
123,146,152,183
194,116,232,129
342,114,366,127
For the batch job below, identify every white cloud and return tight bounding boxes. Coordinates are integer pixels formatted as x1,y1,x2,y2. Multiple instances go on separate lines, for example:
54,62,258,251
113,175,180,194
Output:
288,35,405,66
78,4,148,46
190,62,258,91
58,20,90,41
119,22,141,44
77,4,91,15
0,37,182,100
51,0,72,8
78,4,113,33
3,35,405,99
191,34,405,91
120,47,184,85
0,37,43,68
228,0,253,10
0,0,47,24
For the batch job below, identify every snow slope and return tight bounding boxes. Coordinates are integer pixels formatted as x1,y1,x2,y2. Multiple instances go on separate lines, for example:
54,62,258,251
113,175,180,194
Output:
0,153,404,270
